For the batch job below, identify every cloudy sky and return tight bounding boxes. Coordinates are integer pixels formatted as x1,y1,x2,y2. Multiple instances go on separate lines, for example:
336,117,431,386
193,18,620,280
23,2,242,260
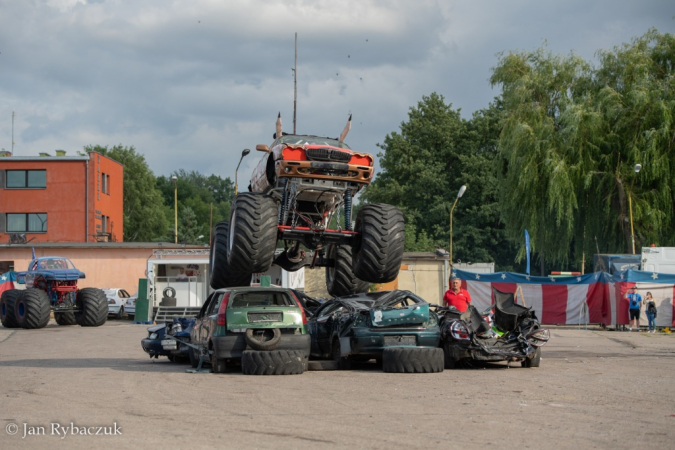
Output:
1,0,673,182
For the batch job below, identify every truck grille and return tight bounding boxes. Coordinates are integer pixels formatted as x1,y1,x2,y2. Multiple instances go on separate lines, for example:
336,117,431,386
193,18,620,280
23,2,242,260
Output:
248,312,283,323
306,147,351,163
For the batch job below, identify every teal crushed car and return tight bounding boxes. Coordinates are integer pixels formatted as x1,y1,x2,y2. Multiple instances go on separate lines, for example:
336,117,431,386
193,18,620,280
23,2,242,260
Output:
307,290,444,373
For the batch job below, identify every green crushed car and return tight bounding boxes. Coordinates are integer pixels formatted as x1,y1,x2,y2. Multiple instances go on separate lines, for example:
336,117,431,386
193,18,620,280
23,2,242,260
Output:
189,286,311,375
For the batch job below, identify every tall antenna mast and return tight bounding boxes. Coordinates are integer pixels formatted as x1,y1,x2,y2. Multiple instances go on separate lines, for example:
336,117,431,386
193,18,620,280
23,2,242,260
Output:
12,111,15,154
293,32,297,134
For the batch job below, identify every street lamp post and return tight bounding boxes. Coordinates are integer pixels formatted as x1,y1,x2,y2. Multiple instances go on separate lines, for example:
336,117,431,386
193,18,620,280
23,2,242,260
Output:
234,149,251,195
629,163,641,254
171,175,178,244
449,185,467,267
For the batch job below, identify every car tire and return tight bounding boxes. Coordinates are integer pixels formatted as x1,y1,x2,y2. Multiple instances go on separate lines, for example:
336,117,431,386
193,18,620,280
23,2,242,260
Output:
352,204,405,283
209,221,253,289
332,338,352,370
227,193,278,274
15,288,51,329
54,311,77,326
244,328,282,351
163,287,176,299
325,244,370,297
211,351,227,373
0,289,21,329
241,350,305,375
382,347,444,373
189,346,200,368
115,305,125,320
75,288,108,327
521,347,542,368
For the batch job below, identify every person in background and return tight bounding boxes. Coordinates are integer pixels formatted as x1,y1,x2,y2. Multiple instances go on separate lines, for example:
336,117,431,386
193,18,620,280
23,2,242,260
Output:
624,286,642,332
443,276,472,312
645,291,657,334
176,267,188,282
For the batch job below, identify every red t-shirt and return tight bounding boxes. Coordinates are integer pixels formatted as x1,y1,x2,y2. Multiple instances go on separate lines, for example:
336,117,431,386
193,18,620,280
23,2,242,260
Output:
443,288,472,312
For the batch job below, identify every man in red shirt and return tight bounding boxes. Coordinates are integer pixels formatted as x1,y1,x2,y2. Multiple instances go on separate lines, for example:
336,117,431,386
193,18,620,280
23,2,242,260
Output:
443,276,472,312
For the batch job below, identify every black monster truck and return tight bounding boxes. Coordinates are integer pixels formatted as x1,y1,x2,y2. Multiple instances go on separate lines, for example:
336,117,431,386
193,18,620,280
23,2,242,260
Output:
210,114,405,296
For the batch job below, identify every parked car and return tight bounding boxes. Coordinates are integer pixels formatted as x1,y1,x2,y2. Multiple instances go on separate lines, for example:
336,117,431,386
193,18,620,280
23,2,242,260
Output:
190,286,310,375
103,288,132,319
307,290,444,373
434,287,550,369
124,293,137,318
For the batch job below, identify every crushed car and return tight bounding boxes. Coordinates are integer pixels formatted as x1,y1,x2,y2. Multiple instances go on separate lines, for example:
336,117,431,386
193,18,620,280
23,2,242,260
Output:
141,317,195,362
307,290,444,373
435,287,550,368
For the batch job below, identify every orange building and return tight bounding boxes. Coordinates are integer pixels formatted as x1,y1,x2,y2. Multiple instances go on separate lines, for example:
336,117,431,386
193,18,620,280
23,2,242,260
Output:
0,151,123,244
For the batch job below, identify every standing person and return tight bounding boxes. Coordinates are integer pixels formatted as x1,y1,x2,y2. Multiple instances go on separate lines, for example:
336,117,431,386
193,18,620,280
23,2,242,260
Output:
443,276,472,312
624,286,642,331
645,292,657,334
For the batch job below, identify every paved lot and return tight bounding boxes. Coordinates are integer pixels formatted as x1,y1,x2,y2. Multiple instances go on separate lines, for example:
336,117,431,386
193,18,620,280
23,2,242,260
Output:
1,320,674,449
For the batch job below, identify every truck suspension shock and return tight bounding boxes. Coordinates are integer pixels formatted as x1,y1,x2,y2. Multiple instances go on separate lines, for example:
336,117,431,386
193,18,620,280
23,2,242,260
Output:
344,189,352,231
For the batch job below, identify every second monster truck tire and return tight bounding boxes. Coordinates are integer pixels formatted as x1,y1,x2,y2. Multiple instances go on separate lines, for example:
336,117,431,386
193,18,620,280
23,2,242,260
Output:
325,244,370,297
75,288,108,327
210,221,253,289
227,193,278,274
54,311,77,326
15,289,51,329
382,347,444,374
352,203,405,283
241,350,305,375
1,289,21,329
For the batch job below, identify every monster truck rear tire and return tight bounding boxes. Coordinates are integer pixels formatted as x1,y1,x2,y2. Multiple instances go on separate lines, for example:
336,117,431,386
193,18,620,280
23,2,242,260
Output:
54,311,77,326
14,288,51,329
241,350,305,375
75,288,108,327
227,193,278,274
352,203,405,283
325,244,370,297
382,347,444,373
0,289,21,329
209,221,253,289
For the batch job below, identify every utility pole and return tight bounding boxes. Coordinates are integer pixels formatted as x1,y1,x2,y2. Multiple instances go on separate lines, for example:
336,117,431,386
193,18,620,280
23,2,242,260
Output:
293,32,297,134
12,111,15,154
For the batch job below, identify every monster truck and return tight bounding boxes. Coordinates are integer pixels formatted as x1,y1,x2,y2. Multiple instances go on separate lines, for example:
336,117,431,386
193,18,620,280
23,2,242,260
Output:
210,114,405,297
0,256,107,329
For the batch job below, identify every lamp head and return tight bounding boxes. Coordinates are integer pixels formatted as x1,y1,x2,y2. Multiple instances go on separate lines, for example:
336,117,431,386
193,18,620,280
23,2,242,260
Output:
242,148,251,157
634,164,642,173
171,175,177,182
457,185,467,198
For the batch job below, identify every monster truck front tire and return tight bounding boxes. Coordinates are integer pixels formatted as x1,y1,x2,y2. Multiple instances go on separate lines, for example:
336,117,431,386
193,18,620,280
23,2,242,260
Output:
75,288,108,327
210,221,253,289
227,193,278,274
15,288,51,329
382,347,444,373
326,244,370,297
352,204,405,283
241,350,305,375
0,289,21,329
54,311,77,326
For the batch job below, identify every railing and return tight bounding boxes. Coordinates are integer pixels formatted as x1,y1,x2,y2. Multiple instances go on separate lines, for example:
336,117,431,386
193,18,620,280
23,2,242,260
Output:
153,306,201,323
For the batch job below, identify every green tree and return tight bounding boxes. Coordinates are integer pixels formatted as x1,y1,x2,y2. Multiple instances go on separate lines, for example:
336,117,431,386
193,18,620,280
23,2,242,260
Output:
85,145,169,242
177,205,206,244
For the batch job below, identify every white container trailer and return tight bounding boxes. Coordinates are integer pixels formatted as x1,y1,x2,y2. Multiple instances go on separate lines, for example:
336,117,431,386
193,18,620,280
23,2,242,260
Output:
641,247,675,274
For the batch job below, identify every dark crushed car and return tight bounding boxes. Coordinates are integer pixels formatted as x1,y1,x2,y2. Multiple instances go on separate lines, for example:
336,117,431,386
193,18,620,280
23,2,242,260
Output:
435,287,550,368
141,317,195,362
308,290,444,373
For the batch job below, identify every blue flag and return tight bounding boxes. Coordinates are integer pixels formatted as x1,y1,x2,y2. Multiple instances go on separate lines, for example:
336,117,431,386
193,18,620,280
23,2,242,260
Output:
525,229,531,276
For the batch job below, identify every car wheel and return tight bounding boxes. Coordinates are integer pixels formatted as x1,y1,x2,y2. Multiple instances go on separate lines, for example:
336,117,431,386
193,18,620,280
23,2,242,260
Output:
227,193,278,274
521,347,542,368
352,204,405,283
115,305,125,320
332,338,352,370
211,352,227,373
15,289,51,329
325,244,370,297
209,221,253,289
382,347,444,373
0,289,21,329
241,350,305,375
189,346,199,368
75,288,108,327
244,328,281,351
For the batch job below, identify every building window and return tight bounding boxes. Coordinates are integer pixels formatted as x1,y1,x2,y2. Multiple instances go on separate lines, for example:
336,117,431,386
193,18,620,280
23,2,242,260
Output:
6,213,48,232
6,170,47,188
101,173,110,194
102,215,107,233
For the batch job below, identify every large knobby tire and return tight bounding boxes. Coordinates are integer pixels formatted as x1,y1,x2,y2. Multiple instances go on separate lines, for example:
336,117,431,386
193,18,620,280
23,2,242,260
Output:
54,311,77,326
75,288,108,327
15,289,51,329
241,350,305,375
227,193,278,273
325,244,370,297
1,289,21,329
210,221,253,289
521,347,542,368
245,328,282,351
352,204,405,283
382,347,444,373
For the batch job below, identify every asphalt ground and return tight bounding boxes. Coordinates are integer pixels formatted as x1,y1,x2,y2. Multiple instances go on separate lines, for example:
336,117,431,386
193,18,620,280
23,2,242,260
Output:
1,320,674,449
